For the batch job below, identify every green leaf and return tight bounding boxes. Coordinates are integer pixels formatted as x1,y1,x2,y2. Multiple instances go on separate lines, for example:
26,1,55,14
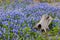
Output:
31,19,36,27
3,33,8,40
36,35,45,40
2,25,8,29
7,15,10,18
26,14,31,18
14,14,20,20
8,21,11,25
23,27,31,32
10,32,14,40
49,26,59,36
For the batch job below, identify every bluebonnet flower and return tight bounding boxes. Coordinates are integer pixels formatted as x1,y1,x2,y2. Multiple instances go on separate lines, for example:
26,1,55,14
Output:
1,28,6,33
25,34,30,38
2,21,8,25
12,29,18,34
0,1,60,40
0,31,2,37
58,31,60,35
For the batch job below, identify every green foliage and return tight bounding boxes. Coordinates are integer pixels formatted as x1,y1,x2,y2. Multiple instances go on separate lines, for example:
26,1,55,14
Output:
2,25,8,29
6,0,10,5
7,15,10,18
58,38,60,40
1,0,60,40
48,21,59,35
0,0,2,6
4,5,7,10
36,35,44,40
14,14,20,20
3,33,8,40
23,27,31,32
26,14,31,18
18,0,23,3
56,0,60,2
0,17,60,40
31,18,36,27
49,26,59,36
10,32,14,40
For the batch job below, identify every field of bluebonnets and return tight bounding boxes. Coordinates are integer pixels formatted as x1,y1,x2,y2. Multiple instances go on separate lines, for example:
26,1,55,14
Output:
0,0,60,40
